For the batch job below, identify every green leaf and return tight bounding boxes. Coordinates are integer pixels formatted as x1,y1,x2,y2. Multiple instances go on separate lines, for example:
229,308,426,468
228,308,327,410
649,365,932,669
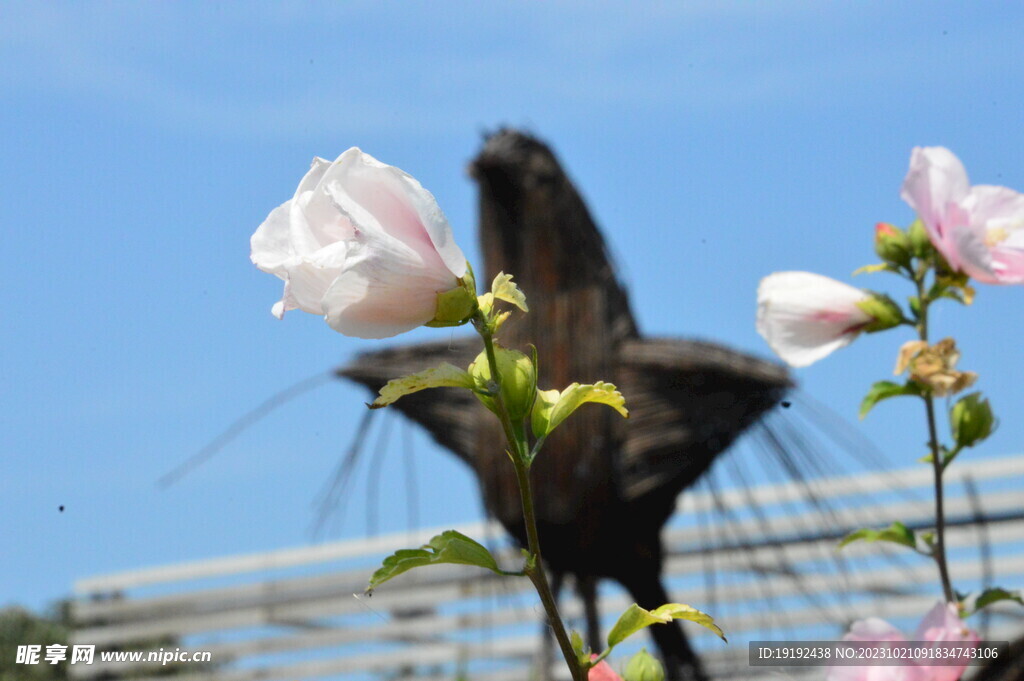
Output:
367,530,505,591
838,521,916,551
371,364,475,408
607,603,726,650
531,382,628,438
962,588,1024,616
859,380,922,419
491,272,528,312
853,263,895,276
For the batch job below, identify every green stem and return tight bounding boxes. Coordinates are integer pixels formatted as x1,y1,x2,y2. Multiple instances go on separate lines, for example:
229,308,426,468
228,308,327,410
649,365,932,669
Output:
914,274,956,604
474,312,584,681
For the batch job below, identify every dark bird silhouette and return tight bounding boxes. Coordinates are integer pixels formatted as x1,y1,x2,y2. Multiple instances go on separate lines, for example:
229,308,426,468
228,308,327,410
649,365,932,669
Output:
338,130,795,681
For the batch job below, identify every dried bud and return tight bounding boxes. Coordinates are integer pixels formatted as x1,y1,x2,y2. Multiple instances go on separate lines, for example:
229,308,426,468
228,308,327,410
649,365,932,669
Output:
895,338,977,397
951,393,995,449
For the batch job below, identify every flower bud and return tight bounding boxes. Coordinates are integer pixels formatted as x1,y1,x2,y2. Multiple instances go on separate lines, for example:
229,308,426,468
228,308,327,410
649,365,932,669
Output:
874,222,912,266
950,392,995,449
856,293,904,332
908,219,934,260
469,346,537,421
624,649,665,681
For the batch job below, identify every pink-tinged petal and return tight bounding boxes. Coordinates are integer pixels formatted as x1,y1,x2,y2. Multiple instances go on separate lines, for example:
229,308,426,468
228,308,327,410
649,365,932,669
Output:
321,236,458,339
271,241,349,318
251,199,297,274
900,147,970,238
913,601,979,681
253,150,469,337
846,617,907,643
961,184,1024,284
756,272,872,368
949,225,997,284
589,659,623,681
321,148,466,277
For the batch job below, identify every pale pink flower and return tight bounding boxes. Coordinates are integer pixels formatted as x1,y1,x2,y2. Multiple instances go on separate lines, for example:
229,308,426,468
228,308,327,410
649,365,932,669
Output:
901,146,1024,284
756,272,874,367
826,602,979,681
250,148,467,338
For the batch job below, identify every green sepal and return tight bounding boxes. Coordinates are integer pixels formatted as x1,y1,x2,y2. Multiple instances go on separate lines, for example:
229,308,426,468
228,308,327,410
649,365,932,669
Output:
427,286,478,327
531,381,628,439
856,293,904,331
838,521,916,551
367,530,507,592
859,380,922,419
371,364,474,408
607,603,726,650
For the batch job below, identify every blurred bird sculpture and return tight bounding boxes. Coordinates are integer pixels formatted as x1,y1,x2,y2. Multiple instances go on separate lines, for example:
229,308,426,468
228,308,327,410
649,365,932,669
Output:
338,130,796,681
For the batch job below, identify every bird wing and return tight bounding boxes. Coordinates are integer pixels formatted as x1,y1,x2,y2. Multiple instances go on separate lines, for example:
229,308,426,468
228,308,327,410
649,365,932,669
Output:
615,336,793,506
336,337,484,470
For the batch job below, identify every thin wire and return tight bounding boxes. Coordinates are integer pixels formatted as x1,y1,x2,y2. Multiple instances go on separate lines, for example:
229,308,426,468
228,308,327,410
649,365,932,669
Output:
158,372,333,488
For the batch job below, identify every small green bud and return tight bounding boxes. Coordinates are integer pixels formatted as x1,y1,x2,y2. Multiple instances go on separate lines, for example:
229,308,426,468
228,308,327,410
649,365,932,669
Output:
428,284,477,327
950,392,995,449
908,219,934,260
469,345,537,421
874,222,912,267
624,649,665,681
856,293,904,332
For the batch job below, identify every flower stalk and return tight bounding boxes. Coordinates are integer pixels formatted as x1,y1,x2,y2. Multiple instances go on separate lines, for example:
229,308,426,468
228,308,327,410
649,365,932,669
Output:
912,269,955,604
475,311,584,681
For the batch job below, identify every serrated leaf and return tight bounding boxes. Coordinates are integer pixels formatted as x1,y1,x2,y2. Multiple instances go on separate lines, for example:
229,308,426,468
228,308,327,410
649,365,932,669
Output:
491,272,528,312
962,588,1024,616
367,530,503,591
860,380,921,419
838,521,916,551
531,382,628,438
607,603,726,650
371,364,475,408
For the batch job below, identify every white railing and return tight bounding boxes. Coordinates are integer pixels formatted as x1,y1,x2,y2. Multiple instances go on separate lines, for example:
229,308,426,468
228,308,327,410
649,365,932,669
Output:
72,454,1024,681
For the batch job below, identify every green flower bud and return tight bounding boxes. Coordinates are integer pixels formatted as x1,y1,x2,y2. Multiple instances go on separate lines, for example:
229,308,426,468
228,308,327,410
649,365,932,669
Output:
908,219,934,260
950,392,995,449
469,345,537,421
624,649,665,681
874,222,912,267
856,293,904,332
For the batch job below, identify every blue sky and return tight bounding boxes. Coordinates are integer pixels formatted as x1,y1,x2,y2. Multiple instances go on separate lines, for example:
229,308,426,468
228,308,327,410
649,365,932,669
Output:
2,2,1023,613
